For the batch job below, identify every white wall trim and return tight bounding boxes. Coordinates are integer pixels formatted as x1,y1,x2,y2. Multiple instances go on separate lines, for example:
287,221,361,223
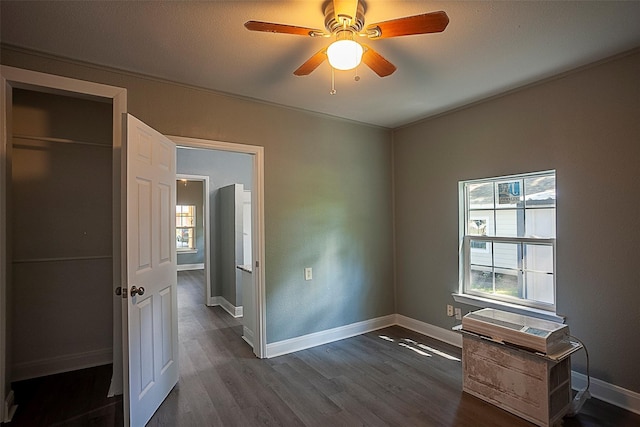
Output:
177,263,204,272
396,314,639,415
208,296,243,318
242,326,255,349
264,312,640,415
395,314,463,348
11,348,113,382
3,390,16,423
572,371,640,415
266,314,396,358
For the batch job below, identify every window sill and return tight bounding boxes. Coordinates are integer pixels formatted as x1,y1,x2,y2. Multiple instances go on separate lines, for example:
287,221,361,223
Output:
452,293,565,324
177,249,198,255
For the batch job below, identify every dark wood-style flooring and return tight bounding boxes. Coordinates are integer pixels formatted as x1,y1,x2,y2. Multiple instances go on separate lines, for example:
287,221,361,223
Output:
8,270,639,426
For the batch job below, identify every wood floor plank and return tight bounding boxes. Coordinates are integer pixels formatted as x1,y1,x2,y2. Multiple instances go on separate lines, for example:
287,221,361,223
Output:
10,270,640,426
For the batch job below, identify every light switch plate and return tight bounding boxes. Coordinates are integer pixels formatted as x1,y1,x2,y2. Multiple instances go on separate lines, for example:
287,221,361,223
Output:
304,267,312,281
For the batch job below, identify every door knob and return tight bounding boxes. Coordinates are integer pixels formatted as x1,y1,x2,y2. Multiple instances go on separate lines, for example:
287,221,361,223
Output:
130,286,145,297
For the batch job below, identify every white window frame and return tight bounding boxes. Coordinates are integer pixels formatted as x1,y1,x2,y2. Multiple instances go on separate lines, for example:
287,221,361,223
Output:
176,204,197,252
457,170,558,317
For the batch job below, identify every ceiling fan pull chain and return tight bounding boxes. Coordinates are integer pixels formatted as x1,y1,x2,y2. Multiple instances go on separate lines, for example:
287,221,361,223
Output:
354,66,360,82
330,67,337,95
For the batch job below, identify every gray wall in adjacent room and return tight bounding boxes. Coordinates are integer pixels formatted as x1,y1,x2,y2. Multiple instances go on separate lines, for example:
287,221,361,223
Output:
393,50,640,393
177,148,252,301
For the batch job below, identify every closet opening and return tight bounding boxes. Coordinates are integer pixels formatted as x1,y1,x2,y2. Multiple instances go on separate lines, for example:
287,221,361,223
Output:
7,88,117,423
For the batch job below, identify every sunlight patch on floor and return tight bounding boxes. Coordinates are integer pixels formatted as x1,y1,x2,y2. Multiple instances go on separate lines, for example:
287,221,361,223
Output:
377,335,461,361
398,342,432,356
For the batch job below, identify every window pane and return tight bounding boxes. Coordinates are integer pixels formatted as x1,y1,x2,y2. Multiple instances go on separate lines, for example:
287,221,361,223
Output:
176,205,196,249
495,180,523,209
470,240,492,266
468,219,487,236
495,269,522,298
493,242,519,269
176,228,190,248
495,209,524,237
468,210,495,236
468,182,494,210
525,208,555,238
525,244,553,273
525,175,555,208
525,272,554,304
470,265,493,293
462,171,556,310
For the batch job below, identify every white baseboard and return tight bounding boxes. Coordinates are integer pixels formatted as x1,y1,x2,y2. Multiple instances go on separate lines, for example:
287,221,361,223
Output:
208,296,242,318
395,314,463,348
11,347,113,382
572,371,640,415
3,390,17,423
263,313,639,415
242,326,254,349
266,314,396,358
396,315,640,415
177,263,204,271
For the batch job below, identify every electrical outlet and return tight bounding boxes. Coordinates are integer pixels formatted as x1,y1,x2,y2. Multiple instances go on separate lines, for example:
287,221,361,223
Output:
454,308,462,320
304,267,312,281
447,304,454,317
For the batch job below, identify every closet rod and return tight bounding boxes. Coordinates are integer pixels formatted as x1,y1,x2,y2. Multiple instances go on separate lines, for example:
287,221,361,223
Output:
13,134,112,149
12,255,113,264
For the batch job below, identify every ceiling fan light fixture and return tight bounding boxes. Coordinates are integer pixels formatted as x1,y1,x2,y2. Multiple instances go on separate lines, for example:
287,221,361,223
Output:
327,39,363,71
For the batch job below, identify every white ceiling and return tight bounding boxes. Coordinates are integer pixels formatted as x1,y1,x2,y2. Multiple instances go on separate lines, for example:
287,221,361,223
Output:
2,1,639,128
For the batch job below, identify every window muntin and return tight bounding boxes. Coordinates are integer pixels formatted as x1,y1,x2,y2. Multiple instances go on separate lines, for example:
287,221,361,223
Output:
176,205,196,250
461,171,556,310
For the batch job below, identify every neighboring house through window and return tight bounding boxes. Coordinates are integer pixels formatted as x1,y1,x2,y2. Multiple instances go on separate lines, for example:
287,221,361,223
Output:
459,170,557,313
176,205,196,251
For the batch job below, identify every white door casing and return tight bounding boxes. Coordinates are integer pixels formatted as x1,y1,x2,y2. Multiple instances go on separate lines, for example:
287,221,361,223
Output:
0,66,127,422
124,114,178,426
169,135,266,358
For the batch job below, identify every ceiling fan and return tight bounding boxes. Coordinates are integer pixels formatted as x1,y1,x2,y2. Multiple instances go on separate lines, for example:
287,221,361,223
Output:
244,0,449,79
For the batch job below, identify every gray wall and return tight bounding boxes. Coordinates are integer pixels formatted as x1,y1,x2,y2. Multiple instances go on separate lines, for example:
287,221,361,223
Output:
176,179,204,265
393,50,640,393
177,148,252,301
1,47,395,345
10,89,113,378
219,184,244,307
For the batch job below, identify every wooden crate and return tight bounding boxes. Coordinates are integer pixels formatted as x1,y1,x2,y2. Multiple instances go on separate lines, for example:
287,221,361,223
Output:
462,335,572,427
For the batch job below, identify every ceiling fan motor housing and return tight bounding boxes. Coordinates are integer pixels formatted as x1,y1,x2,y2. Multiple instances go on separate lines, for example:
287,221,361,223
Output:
324,1,365,33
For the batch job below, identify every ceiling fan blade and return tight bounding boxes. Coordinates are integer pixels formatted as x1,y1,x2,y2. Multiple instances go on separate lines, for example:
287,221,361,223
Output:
294,48,327,76
333,0,358,25
244,20,324,37
365,11,449,39
361,45,396,77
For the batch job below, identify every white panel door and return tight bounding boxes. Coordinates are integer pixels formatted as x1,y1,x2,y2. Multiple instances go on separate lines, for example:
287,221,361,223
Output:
124,114,178,427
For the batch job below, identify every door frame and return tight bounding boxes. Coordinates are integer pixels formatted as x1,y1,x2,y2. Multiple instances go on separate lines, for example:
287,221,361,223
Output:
0,66,127,420
170,136,267,359
176,174,211,304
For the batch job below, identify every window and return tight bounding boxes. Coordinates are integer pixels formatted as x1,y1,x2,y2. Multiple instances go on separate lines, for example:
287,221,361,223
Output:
460,171,556,311
176,205,196,251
